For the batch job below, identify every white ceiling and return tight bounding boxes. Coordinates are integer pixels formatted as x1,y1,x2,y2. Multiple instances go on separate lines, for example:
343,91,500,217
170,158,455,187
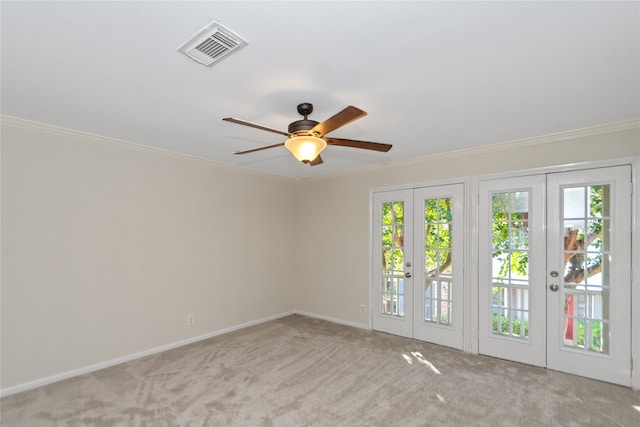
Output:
2,1,638,179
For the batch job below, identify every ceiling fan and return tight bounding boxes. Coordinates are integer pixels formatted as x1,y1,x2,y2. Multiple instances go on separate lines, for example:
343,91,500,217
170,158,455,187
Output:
223,103,392,166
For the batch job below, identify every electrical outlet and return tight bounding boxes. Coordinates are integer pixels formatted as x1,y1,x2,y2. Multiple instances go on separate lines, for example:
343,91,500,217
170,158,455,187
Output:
360,305,366,314
187,313,196,326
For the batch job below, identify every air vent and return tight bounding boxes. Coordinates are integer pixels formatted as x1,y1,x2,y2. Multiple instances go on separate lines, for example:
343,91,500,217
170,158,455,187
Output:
178,21,248,67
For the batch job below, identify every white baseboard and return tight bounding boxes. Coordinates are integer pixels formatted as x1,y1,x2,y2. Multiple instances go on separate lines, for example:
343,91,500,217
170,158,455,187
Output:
294,310,369,330
5,309,633,395
0,310,296,398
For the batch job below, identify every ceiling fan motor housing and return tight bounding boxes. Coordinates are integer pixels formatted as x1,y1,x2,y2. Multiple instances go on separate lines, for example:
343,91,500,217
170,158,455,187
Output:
289,103,319,135
288,119,319,134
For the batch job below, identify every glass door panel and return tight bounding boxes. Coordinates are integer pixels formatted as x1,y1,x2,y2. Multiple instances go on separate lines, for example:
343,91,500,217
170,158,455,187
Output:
480,166,631,386
381,201,406,318
561,185,610,353
373,184,465,349
478,175,546,367
413,184,464,350
547,166,631,386
490,191,531,340
423,198,452,325
373,190,413,338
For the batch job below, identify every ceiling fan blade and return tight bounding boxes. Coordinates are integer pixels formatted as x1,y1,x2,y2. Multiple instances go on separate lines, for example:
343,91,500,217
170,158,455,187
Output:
311,106,367,136
309,155,323,166
325,138,392,152
234,142,285,155
223,118,290,137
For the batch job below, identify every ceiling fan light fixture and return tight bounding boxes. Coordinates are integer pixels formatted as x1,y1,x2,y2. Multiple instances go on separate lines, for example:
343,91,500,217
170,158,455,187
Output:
284,135,327,163
226,103,392,165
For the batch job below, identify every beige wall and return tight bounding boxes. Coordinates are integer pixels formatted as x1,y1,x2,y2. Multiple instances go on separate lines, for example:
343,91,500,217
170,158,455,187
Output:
1,120,297,389
294,125,640,325
2,118,638,392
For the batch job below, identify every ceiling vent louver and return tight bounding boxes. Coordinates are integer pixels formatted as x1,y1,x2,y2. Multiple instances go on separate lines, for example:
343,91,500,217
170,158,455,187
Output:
178,21,247,67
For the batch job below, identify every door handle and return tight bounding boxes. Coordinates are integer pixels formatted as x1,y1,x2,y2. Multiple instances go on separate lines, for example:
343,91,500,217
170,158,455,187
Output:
405,272,412,278
549,284,559,292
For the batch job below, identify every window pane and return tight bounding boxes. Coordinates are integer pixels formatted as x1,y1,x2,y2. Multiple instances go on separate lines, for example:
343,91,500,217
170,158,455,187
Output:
562,185,610,354
489,192,530,340
380,201,405,318
422,197,455,326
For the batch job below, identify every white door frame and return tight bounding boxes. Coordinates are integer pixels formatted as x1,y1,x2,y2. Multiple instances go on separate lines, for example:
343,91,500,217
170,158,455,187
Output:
632,157,640,390
371,189,415,338
369,156,639,389
546,166,632,385
370,179,467,348
477,174,547,367
412,184,465,350
476,167,631,384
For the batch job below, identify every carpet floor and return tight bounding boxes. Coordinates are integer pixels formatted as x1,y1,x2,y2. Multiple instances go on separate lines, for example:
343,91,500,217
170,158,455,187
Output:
1,314,639,426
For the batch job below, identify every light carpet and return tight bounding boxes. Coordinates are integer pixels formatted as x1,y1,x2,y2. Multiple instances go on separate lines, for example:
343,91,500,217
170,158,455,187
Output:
2,315,639,426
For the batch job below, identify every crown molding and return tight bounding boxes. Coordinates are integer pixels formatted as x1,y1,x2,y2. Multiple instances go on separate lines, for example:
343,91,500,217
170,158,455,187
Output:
303,118,640,181
0,115,296,182
3,115,638,182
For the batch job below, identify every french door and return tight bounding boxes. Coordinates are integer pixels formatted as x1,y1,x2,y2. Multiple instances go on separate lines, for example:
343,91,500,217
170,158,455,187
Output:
478,175,546,366
372,184,465,350
478,166,632,385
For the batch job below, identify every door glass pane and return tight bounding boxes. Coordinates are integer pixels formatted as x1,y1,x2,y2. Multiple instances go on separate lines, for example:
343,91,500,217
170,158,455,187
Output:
562,185,610,354
381,201,405,318
490,192,530,339
422,198,453,325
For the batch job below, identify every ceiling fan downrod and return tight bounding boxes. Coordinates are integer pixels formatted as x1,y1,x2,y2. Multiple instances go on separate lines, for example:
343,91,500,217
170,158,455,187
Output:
288,103,319,134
